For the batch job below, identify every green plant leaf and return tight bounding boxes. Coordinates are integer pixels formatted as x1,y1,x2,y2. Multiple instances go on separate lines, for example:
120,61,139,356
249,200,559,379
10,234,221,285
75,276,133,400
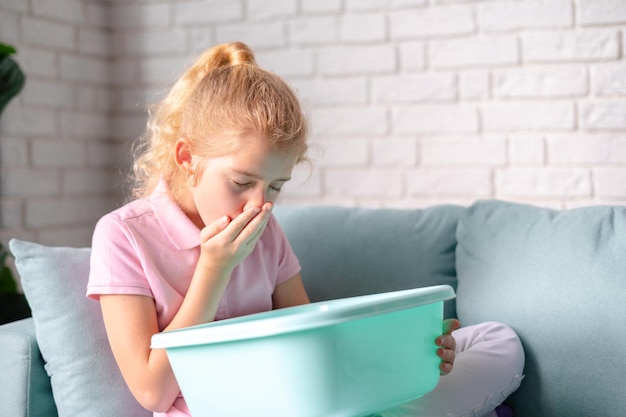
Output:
0,43,17,56
0,55,25,115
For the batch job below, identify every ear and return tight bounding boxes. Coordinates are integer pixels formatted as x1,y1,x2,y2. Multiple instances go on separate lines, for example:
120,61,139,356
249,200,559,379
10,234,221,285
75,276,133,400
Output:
175,139,194,174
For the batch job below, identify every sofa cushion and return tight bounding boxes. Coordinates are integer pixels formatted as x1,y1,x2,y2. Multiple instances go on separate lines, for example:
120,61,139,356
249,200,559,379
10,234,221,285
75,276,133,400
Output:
9,239,151,417
274,205,462,319
456,200,626,417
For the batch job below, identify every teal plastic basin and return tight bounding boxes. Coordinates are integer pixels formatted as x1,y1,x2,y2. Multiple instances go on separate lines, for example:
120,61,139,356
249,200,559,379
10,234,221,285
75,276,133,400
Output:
151,285,455,417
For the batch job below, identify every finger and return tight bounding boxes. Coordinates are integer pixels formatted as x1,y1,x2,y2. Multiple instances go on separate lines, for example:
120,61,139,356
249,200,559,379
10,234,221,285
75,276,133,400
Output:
221,207,262,242
437,346,455,363
440,361,453,375
443,318,461,335
200,215,230,242
435,334,456,350
237,203,273,245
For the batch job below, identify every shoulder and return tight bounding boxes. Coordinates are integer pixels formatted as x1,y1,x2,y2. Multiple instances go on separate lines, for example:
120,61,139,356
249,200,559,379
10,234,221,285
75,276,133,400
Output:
93,199,155,246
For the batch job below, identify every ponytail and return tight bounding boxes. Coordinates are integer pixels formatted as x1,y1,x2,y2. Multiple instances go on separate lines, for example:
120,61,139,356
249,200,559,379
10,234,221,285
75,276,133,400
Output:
130,42,308,200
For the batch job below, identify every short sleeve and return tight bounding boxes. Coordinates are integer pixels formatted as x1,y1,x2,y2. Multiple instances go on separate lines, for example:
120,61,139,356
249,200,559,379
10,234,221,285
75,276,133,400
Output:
267,215,301,286
87,214,153,300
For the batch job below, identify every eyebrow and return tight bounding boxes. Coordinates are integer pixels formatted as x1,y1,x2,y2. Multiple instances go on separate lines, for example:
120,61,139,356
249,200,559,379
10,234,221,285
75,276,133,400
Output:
231,169,291,182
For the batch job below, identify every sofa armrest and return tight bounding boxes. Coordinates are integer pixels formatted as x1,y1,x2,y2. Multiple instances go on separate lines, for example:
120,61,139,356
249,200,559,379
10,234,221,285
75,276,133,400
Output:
0,318,58,417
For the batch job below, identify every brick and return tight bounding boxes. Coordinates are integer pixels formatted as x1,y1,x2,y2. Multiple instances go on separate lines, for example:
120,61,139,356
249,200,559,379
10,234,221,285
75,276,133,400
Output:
290,78,367,106
421,136,507,166
478,0,572,32
77,86,115,112
482,102,574,131
17,47,56,78
509,135,545,165
579,101,626,130
79,28,110,57
591,62,626,96
0,0,27,12
176,0,243,25
111,60,138,86
311,107,388,137
190,28,214,54
33,140,85,167
247,0,297,21
111,114,148,141
63,169,118,195
137,56,187,84
32,0,83,25
0,199,23,230
122,29,187,56
578,0,626,25
390,0,428,8
60,111,109,140
1,169,60,197
0,11,19,44
118,87,159,112
594,168,626,198
301,0,342,14
61,55,109,85
389,6,474,39
39,225,98,248
87,142,132,168
346,0,389,12
373,73,455,104
1,106,58,137
110,3,172,28
399,42,426,71
430,35,518,69
317,139,369,167
318,45,396,75
0,137,28,167
548,134,626,164
216,22,286,49
406,168,492,197
496,168,591,198
25,197,113,228
255,49,314,78
459,70,489,100
372,138,417,166
325,168,404,198
341,14,386,43
393,105,478,134
521,30,619,63
21,79,74,109
84,3,108,29
22,17,76,51
493,66,588,98
290,17,339,46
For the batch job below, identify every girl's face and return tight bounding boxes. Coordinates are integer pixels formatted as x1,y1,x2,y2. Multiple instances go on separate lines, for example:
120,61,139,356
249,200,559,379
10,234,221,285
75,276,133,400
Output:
176,133,298,229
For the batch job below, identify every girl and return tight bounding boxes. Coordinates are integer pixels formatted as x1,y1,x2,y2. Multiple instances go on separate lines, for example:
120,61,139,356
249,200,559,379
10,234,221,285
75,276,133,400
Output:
87,42,523,417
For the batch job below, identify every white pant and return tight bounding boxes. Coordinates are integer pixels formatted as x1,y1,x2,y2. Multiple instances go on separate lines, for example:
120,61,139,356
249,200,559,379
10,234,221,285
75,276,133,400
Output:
378,322,525,417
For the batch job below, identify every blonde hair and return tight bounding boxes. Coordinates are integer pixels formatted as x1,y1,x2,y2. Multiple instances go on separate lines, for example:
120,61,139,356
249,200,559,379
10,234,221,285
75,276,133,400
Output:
131,42,308,199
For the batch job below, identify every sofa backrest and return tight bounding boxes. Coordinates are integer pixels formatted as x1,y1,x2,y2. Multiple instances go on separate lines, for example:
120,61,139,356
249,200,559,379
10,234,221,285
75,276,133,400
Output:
274,205,463,319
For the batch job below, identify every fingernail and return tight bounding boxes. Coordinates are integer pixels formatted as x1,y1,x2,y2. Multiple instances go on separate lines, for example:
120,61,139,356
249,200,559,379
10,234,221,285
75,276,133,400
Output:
266,203,274,212
216,216,229,226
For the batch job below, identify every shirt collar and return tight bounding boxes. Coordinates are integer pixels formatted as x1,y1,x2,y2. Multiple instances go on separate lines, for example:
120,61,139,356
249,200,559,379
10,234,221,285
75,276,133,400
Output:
149,179,201,250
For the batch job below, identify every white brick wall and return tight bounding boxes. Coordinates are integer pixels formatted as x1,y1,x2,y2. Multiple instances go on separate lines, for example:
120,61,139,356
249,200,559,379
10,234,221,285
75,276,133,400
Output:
3,0,626,249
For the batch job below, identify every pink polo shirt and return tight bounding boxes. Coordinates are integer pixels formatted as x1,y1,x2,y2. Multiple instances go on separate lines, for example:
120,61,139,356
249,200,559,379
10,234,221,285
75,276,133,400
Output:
87,180,301,416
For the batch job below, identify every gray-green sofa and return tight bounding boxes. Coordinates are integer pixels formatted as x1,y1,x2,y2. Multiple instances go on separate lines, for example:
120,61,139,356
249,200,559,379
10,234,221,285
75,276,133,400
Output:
1,200,623,417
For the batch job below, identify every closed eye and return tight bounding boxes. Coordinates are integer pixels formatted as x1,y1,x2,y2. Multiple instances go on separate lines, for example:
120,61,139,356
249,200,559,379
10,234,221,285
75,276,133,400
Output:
233,181,252,189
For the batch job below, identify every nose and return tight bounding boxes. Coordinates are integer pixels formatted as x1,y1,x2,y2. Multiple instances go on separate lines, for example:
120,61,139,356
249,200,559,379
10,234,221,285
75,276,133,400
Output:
243,186,266,211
